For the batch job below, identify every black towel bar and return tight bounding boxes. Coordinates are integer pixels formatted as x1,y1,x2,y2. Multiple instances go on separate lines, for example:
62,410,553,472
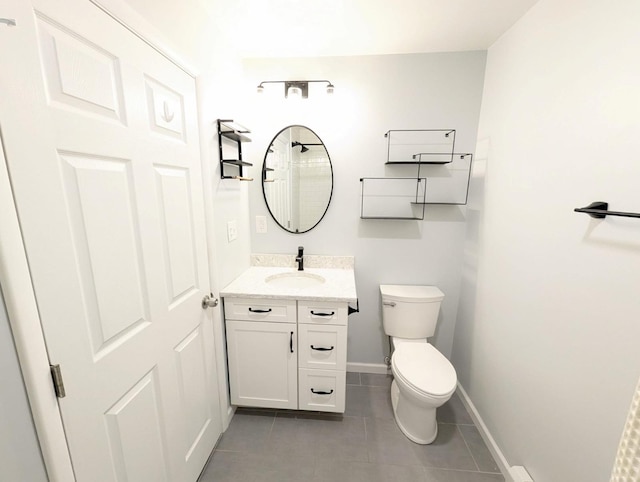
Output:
574,201,640,219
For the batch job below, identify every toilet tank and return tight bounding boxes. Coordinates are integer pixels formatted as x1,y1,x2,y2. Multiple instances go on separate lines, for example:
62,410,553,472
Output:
380,285,445,339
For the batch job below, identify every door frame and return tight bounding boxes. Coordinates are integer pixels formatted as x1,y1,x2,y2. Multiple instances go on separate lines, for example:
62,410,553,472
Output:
0,1,229,480
0,129,75,481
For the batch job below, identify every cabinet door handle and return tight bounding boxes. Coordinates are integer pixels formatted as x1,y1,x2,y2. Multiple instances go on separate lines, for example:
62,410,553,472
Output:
310,388,334,395
248,307,272,313
310,345,334,351
310,310,335,317
290,331,294,353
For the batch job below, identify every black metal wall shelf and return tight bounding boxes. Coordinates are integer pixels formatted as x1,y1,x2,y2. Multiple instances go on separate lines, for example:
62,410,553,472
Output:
385,129,456,165
359,177,427,220
414,153,473,205
384,153,473,206
359,128,474,218
218,119,253,181
262,167,275,183
574,201,640,219
384,153,457,165
413,153,452,164
222,160,252,167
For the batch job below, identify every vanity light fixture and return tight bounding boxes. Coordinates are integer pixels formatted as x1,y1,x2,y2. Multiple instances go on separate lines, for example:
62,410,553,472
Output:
287,83,303,100
256,80,335,99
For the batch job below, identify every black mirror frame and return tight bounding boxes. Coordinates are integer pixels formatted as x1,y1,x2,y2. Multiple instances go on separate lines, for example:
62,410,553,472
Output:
261,125,334,234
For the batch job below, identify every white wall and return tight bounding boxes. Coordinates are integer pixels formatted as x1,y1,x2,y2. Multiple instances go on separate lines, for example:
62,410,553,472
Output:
454,1,640,480
241,52,486,364
0,287,48,482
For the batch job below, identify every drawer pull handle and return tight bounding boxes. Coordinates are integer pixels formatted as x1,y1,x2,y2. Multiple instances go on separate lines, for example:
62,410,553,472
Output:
310,388,334,395
248,307,272,313
290,331,294,353
310,345,334,351
310,310,335,317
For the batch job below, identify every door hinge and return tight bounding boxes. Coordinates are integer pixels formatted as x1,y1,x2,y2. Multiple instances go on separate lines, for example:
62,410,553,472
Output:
50,364,66,398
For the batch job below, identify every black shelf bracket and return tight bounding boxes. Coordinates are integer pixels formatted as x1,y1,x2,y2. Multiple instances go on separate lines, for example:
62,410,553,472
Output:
574,201,640,219
348,299,359,315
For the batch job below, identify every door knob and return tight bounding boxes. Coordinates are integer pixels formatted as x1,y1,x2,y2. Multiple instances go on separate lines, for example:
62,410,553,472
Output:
202,293,219,309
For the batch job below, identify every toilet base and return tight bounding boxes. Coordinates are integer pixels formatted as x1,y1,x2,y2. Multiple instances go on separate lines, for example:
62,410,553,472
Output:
390,380,438,445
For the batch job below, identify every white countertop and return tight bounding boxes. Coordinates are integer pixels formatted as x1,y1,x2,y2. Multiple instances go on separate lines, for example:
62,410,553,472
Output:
220,266,358,303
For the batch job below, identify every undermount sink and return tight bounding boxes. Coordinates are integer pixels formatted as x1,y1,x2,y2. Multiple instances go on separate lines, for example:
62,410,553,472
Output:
265,272,326,288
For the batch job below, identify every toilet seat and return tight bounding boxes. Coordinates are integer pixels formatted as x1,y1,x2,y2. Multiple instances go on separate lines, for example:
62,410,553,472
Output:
391,343,456,398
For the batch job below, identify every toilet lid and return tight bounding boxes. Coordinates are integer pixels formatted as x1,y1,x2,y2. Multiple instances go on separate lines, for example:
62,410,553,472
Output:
392,344,457,397
380,285,444,303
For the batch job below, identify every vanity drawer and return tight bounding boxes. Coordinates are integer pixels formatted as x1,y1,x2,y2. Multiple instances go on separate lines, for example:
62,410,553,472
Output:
298,301,348,326
224,297,296,323
298,368,346,413
298,324,347,370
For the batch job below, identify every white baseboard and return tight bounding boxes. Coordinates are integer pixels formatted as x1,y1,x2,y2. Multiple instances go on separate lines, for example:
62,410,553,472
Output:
347,362,390,374
456,383,533,482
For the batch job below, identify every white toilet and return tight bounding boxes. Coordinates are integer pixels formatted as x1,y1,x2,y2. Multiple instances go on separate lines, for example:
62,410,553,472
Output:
380,284,457,444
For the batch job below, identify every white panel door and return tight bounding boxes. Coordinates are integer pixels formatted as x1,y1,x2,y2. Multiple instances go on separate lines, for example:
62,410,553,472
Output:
0,1,220,480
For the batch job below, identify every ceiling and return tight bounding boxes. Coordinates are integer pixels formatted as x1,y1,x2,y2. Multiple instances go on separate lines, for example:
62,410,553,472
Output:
205,0,540,58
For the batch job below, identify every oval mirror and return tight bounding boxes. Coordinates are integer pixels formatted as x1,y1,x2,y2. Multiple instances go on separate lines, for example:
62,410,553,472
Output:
262,125,333,233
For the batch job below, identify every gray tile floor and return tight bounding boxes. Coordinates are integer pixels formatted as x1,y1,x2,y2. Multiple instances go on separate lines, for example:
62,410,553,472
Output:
199,373,504,482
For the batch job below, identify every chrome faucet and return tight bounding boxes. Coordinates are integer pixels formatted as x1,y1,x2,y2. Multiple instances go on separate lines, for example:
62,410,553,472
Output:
296,246,304,271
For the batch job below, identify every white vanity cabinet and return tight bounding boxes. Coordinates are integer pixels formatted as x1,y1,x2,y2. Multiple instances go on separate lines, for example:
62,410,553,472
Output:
297,300,347,413
224,298,298,409
224,297,348,413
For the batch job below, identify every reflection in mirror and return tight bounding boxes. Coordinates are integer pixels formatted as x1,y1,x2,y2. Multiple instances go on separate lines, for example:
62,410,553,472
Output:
262,125,333,233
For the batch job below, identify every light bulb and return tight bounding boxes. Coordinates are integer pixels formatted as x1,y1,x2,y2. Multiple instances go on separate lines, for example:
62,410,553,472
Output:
287,85,302,100
326,83,334,94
